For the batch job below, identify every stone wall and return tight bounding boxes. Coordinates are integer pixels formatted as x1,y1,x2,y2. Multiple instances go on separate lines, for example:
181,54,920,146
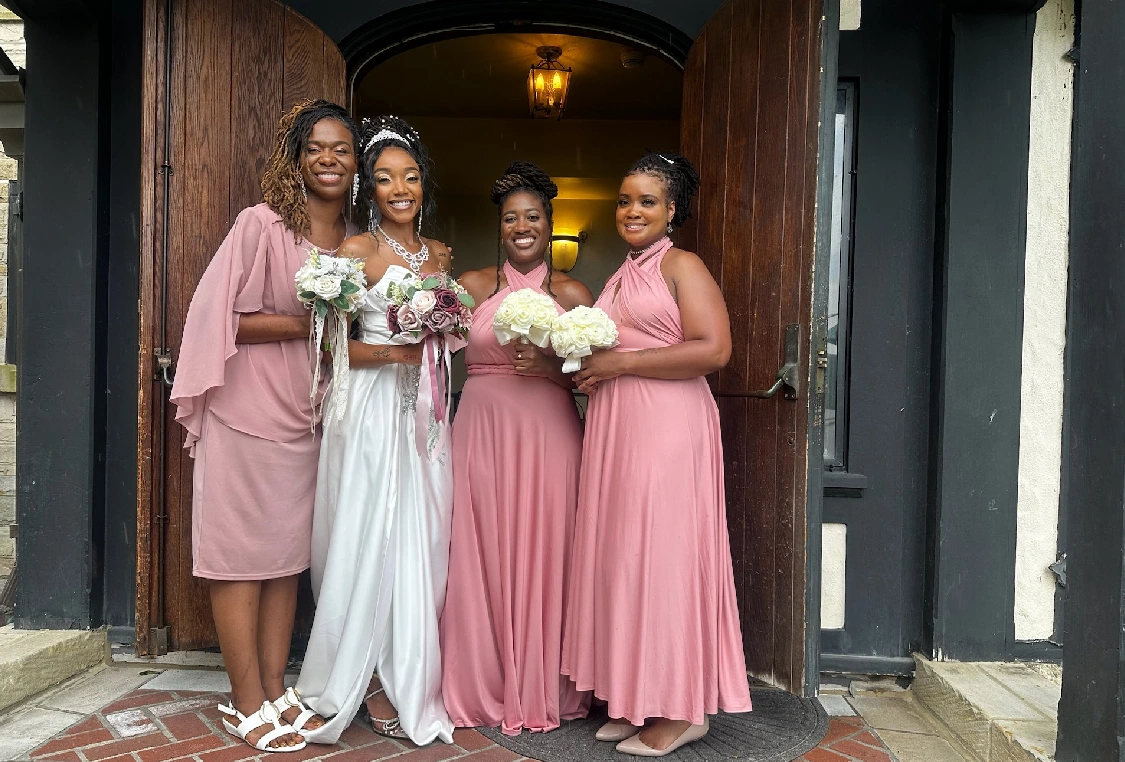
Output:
0,9,23,574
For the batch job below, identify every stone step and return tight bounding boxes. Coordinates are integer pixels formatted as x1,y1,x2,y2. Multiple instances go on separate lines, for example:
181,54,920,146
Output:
912,654,1059,762
0,625,106,713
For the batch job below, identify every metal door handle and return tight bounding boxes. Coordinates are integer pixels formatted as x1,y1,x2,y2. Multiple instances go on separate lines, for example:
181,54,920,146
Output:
713,324,800,400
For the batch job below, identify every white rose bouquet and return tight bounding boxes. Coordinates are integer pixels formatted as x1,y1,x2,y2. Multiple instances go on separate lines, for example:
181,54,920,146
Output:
294,248,367,424
492,288,558,348
550,305,620,373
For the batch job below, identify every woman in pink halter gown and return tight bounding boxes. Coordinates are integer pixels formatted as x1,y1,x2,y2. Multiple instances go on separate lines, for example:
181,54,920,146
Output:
441,162,593,735
562,153,753,758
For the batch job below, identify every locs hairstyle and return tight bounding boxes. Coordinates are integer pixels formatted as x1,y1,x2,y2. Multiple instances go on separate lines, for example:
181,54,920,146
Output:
489,161,559,296
356,115,436,234
624,151,701,228
260,99,361,241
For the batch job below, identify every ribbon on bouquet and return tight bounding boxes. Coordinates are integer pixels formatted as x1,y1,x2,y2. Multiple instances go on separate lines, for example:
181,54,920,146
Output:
308,306,353,429
414,333,458,461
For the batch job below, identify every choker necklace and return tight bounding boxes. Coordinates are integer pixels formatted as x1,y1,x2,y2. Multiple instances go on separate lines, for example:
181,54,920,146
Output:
629,236,671,260
376,225,429,274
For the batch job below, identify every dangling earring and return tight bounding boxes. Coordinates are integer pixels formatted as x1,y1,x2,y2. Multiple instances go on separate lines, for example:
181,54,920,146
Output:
299,174,307,201
351,173,359,205
368,207,380,234
667,223,673,234
416,208,423,236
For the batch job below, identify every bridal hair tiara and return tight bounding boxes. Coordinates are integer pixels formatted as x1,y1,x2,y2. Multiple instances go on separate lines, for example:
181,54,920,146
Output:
363,116,421,154
365,129,408,152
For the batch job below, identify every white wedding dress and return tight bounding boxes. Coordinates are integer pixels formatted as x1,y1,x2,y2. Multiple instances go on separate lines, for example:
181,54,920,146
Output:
296,265,455,746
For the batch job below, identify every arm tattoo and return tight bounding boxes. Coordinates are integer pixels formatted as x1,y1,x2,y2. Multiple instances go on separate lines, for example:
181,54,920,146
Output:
371,347,392,360
635,348,660,358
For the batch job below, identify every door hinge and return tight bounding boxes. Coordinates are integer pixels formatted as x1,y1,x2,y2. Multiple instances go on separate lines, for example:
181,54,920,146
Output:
149,626,170,656
1049,553,1067,588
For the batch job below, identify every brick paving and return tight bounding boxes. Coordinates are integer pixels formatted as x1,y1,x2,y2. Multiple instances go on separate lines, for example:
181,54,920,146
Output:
28,689,897,762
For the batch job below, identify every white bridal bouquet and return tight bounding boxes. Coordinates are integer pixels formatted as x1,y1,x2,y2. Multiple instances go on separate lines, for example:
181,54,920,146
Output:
493,288,558,348
294,248,367,424
550,305,619,373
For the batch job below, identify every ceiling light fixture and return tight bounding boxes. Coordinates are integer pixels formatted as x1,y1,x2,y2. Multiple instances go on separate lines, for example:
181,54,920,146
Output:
527,46,571,120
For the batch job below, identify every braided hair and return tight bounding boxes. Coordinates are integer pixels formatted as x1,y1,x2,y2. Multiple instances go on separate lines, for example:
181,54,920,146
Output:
490,161,560,297
261,99,360,241
356,115,436,235
624,151,701,228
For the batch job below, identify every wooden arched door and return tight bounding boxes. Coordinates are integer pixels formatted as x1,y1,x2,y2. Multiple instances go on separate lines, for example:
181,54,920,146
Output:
680,0,833,696
136,0,346,654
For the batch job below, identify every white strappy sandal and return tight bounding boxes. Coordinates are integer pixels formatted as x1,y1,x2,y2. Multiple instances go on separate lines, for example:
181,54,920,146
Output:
217,700,306,753
364,687,408,739
271,687,321,734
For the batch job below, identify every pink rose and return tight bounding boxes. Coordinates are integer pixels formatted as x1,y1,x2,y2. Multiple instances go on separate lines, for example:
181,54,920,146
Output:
397,304,423,332
460,306,473,326
425,308,455,333
435,288,461,314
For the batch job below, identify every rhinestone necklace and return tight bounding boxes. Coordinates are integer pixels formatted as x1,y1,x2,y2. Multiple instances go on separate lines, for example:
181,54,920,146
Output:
628,236,671,262
377,225,429,274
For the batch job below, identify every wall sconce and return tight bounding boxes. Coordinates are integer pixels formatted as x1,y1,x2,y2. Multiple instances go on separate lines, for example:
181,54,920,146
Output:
527,46,572,120
550,232,586,272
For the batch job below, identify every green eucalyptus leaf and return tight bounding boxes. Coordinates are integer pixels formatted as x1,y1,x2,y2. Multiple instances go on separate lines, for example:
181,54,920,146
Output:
458,293,475,307
299,291,317,300
332,296,349,310
315,301,328,318
421,276,440,290
339,280,360,295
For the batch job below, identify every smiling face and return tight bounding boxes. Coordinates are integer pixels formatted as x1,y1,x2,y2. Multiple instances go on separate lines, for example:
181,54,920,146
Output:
500,190,551,267
616,172,675,250
298,118,357,203
370,146,423,227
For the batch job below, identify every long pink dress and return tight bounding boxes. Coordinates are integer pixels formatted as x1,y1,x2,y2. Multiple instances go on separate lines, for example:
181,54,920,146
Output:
171,203,351,580
560,239,753,725
440,261,591,735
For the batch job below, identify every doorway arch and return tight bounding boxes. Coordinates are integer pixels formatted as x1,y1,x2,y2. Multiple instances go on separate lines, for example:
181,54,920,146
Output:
339,0,693,99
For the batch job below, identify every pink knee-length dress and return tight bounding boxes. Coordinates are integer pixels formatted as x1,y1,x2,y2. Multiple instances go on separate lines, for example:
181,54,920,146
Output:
171,203,351,580
441,260,591,734
560,238,753,725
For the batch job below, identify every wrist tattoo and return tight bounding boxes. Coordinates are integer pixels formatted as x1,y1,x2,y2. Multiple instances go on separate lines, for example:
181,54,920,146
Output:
372,347,392,359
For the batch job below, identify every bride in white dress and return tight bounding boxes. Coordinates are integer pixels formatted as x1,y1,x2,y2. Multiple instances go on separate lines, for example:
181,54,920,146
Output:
296,117,455,747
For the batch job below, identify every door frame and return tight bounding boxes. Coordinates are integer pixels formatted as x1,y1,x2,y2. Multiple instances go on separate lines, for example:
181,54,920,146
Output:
338,0,840,697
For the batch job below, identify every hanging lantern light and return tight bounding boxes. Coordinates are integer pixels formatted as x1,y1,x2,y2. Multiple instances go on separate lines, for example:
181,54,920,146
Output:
527,46,572,120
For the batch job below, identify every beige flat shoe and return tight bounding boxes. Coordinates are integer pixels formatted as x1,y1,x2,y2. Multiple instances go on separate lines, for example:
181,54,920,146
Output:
595,719,643,742
615,717,710,757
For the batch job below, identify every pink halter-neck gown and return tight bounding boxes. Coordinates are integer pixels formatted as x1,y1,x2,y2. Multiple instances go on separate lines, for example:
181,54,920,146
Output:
440,260,591,735
560,240,753,725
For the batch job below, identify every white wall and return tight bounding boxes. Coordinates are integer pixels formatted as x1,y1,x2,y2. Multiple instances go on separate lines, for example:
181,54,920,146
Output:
1014,0,1075,641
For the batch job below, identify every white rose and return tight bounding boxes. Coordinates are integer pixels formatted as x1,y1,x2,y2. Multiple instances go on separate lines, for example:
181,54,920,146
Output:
410,289,437,315
296,272,317,295
313,275,342,300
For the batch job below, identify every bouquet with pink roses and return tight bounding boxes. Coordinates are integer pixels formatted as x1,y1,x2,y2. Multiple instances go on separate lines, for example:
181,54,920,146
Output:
385,272,474,342
384,271,474,461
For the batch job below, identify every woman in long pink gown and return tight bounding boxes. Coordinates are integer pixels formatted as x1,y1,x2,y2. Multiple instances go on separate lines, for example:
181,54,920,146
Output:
562,153,753,757
441,162,593,735
170,100,359,753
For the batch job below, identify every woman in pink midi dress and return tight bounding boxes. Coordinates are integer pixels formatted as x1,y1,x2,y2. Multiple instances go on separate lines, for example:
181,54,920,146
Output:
562,153,753,757
170,101,359,753
441,162,593,735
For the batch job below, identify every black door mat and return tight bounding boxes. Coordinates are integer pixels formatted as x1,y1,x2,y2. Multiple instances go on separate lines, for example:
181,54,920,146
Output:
477,687,829,762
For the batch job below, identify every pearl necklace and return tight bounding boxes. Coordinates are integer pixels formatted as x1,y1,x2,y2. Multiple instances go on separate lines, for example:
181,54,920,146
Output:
376,225,429,274
629,236,671,261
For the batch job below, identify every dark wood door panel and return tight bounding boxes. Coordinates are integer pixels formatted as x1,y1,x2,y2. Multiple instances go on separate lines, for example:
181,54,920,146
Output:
680,0,823,694
137,0,347,653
